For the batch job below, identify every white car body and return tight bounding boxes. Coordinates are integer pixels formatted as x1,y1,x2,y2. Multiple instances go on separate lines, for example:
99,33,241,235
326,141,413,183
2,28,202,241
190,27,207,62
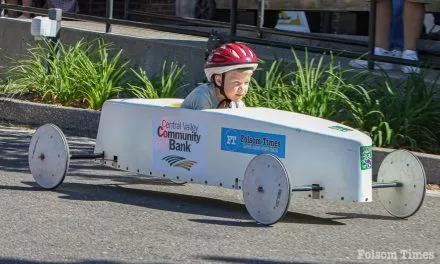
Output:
94,98,373,203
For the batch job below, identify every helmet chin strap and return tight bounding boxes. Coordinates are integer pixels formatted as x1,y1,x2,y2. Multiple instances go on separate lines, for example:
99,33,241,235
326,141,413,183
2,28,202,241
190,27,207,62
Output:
215,73,231,108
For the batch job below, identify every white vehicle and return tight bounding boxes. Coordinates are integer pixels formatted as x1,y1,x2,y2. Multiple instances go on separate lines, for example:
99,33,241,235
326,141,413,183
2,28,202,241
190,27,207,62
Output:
28,98,426,225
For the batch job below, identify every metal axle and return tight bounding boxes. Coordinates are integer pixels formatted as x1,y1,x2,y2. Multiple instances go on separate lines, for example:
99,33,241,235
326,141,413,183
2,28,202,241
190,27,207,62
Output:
292,185,323,192
372,182,403,188
70,152,104,160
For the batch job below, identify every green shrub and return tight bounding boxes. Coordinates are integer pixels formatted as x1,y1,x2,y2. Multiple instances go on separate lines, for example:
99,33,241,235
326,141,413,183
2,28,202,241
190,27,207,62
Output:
0,78,18,96
245,58,293,110
342,71,440,153
73,39,128,110
128,61,188,99
7,39,84,105
246,49,356,120
5,38,128,109
287,49,352,119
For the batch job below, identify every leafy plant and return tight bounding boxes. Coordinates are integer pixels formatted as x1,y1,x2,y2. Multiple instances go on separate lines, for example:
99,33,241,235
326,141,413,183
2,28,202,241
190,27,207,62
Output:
5,38,128,109
245,58,293,110
74,39,128,110
246,49,357,120
337,80,393,147
129,60,188,99
157,61,189,98
342,71,440,153
0,78,20,96
128,67,159,98
287,49,351,119
6,39,84,105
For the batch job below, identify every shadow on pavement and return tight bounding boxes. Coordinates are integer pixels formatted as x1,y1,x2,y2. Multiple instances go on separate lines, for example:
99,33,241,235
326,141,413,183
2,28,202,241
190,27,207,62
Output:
66,164,186,186
189,206,346,226
326,212,407,221
0,125,95,173
0,258,163,264
0,129,31,172
1,181,345,227
198,256,324,264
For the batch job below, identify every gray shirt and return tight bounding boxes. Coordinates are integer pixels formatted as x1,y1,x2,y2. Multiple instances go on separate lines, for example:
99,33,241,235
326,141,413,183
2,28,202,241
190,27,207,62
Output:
181,83,245,110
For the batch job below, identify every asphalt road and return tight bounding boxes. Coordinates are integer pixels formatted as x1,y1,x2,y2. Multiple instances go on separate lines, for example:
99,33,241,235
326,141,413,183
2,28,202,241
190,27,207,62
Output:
0,123,439,264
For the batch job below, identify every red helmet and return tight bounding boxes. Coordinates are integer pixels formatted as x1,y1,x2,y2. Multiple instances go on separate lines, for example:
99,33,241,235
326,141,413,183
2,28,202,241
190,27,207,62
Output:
204,42,258,81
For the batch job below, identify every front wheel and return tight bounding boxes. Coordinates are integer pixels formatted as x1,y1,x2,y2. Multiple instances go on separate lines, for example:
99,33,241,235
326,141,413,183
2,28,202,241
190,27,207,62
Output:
243,154,291,225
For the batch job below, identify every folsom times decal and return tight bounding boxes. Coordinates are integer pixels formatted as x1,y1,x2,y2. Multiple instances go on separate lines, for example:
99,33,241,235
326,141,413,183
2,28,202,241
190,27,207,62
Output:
221,127,286,158
153,118,205,174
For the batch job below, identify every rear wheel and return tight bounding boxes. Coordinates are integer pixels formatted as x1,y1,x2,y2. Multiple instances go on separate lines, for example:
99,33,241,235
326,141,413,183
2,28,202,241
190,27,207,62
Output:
377,149,426,218
29,124,70,190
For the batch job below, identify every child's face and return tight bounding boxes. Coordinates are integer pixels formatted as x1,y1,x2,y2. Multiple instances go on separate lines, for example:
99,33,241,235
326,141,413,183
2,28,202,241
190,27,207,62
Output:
216,69,253,102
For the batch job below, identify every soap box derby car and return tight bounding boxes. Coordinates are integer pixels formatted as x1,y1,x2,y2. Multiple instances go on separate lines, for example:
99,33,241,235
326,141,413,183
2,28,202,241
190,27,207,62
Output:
28,98,426,225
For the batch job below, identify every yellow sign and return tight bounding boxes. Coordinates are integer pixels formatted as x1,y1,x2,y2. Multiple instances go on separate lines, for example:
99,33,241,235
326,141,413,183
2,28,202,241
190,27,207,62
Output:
275,11,310,33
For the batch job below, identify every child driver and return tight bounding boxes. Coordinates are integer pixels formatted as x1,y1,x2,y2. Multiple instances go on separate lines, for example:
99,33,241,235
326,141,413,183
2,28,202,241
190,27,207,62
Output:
181,42,258,110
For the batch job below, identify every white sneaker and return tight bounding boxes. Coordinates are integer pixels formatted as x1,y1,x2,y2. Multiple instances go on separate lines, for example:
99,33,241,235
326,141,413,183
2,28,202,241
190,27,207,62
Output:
349,47,395,71
390,49,402,59
401,50,421,74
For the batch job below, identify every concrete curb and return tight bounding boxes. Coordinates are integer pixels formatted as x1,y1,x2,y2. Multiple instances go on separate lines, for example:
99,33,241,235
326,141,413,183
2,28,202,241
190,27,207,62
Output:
372,147,440,184
0,97,100,138
1,97,439,184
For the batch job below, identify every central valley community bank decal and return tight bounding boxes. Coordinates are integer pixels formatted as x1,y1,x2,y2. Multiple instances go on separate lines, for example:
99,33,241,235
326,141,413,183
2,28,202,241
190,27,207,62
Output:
153,117,206,175
221,127,286,158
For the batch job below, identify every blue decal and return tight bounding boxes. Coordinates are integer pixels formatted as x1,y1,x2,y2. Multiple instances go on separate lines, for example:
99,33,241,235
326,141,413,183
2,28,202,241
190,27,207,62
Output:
221,128,286,158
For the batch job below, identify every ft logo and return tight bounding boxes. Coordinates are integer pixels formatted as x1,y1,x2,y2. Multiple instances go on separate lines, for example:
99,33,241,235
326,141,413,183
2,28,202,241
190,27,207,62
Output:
221,128,240,152
227,135,237,145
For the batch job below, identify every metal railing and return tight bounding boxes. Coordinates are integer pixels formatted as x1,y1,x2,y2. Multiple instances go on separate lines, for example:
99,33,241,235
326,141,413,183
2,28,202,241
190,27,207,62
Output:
0,1,437,69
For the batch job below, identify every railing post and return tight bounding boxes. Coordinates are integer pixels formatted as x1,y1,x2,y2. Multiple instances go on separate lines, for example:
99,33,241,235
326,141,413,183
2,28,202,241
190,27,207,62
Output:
47,8,62,74
106,0,113,33
0,0,5,17
256,0,265,38
124,0,130,20
230,0,237,41
367,0,377,70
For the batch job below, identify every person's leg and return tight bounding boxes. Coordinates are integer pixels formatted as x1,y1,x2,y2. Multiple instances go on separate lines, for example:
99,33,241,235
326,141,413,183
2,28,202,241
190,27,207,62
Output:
21,0,32,18
376,0,392,50
349,0,395,70
6,0,19,18
403,0,425,51
402,0,426,73
390,0,404,51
